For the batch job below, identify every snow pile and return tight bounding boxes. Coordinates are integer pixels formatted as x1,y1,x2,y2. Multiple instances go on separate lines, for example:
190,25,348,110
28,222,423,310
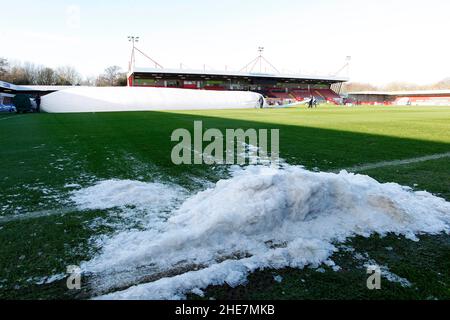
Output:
41,87,265,113
75,165,450,300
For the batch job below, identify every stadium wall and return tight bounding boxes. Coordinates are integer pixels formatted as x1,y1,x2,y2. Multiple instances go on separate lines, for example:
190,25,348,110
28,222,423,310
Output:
348,91,450,106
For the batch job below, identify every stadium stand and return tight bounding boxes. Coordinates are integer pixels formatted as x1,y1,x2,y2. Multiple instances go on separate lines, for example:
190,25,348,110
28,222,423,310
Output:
348,90,450,106
129,67,347,106
291,89,311,100
316,89,341,99
268,89,292,100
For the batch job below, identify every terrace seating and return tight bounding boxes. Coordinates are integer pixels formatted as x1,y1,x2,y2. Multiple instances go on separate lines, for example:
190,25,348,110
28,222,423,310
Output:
312,89,341,104
291,89,312,101
316,89,341,100
268,89,291,100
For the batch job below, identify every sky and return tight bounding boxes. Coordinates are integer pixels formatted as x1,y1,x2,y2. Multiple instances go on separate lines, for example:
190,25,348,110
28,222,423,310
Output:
1,0,449,85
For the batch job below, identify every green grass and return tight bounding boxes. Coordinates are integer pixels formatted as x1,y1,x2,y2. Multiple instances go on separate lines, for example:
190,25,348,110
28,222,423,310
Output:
0,105,449,299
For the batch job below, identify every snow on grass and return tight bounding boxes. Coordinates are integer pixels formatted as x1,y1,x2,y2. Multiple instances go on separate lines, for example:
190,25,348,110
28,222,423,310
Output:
30,273,66,286
355,252,412,288
74,164,450,300
70,179,187,234
379,266,412,288
71,179,184,212
64,183,82,189
273,275,283,283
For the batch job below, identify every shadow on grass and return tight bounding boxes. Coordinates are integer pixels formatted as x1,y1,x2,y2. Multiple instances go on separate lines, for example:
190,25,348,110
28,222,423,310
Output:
1,110,448,178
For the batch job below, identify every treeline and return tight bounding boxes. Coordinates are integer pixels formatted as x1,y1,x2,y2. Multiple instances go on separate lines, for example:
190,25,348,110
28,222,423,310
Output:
342,78,450,93
0,58,127,87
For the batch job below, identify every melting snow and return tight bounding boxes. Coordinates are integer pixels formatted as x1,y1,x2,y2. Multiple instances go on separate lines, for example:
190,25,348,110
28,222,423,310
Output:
71,179,185,212
273,275,283,283
71,165,450,300
364,261,412,288
31,273,66,285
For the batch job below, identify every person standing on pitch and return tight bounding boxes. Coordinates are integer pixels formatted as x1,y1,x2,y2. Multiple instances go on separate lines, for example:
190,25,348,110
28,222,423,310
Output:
35,95,41,113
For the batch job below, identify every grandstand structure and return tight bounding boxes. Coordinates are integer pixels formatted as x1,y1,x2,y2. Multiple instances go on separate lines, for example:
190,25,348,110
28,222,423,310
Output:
126,47,349,105
127,68,347,105
2,47,350,107
348,90,450,106
0,81,71,107
0,81,71,97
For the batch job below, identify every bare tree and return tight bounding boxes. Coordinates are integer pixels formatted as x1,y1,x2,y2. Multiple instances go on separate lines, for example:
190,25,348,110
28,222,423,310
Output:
0,60,37,84
95,75,108,87
104,65,121,86
341,82,379,93
7,65,33,85
433,78,450,90
55,66,81,85
117,73,128,86
80,75,96,86
1,59,86,85
383,82,420,91
0,58,8,78
36,67,57,85
2,57,448,91
96,66,127,86
23,63,39,85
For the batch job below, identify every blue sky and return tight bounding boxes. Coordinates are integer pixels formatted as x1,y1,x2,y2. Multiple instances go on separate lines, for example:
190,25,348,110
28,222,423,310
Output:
1,0,449,84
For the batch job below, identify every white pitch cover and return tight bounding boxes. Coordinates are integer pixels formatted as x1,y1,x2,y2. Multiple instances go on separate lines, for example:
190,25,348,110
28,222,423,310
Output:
41,87,266,113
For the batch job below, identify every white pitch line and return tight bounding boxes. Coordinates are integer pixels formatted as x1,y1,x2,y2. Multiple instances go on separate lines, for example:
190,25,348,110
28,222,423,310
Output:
339,151,450,173
0,115,25,122
0,207,79,224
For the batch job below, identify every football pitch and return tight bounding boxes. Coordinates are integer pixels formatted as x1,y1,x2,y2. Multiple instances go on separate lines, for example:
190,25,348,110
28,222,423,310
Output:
0,105,449,299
